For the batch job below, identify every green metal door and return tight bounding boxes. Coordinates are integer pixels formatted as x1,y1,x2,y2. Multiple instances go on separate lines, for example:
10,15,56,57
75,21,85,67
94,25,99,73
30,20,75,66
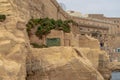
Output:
46,38,60,47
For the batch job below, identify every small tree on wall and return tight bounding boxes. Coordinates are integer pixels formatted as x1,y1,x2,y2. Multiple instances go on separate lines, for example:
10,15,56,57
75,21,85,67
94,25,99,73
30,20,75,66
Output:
26,18,73,39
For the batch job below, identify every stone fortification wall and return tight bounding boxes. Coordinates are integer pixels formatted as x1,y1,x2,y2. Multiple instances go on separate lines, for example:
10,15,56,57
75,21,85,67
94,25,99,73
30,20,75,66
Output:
0,0,111,80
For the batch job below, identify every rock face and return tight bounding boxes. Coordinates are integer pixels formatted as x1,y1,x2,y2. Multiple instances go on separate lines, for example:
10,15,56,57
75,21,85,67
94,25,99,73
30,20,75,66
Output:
0,0,31,80
26,47,105,80
0,28,29,80
0,0,68,23
0,1,30,78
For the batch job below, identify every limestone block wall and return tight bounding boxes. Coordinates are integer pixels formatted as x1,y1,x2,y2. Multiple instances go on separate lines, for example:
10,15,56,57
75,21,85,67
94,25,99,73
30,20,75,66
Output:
79,35,100,49
64,33,71,46
88,14,120,34
72,16,118,36
43,30,65,46
30,29,82,47
71,24,80,35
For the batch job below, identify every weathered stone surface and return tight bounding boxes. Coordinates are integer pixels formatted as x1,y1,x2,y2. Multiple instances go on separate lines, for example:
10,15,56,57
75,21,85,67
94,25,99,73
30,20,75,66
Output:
79,35,100,49
75,48,108,68
0,29,28,80
26,47,105,80
0,55,21,80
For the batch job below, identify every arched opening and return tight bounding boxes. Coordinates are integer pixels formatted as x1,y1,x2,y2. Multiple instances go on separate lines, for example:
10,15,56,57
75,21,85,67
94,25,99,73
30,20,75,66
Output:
100,42,104,47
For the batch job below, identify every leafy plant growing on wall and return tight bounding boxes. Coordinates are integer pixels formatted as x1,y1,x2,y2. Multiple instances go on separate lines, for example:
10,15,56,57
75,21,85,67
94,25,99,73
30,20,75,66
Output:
0,14,6,22
26,18,74,39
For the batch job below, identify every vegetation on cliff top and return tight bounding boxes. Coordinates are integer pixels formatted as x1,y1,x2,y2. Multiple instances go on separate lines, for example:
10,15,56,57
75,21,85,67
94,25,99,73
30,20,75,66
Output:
26,18,74,39
0,14,6,22
30,43,48,48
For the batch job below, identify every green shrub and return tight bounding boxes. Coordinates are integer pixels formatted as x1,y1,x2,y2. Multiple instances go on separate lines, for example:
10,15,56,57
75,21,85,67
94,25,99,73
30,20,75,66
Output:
0,14,6,22
26,18,74,39
30,43,48,48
